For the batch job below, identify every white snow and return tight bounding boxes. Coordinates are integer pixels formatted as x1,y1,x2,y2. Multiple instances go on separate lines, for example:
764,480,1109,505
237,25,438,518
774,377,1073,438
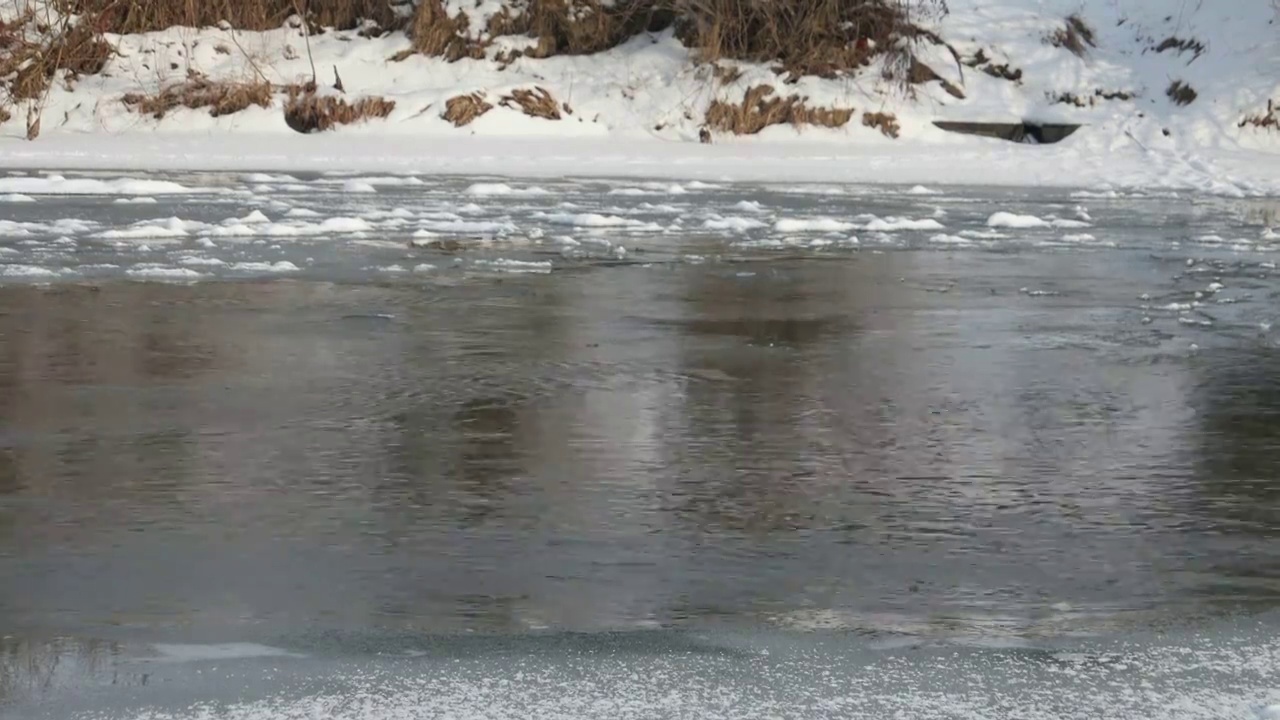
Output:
178,256,227,266
703,216,769,232
775,218,858,233
126,266,205,279
231,261,300,273
0,193,34,202
862,217,946,232
0,0,1271,198
0,264,62,277
907,185,940,195
472,258,553,273
538,213,660,230
464,182,550,197
113,196,159,204
0,175,201,195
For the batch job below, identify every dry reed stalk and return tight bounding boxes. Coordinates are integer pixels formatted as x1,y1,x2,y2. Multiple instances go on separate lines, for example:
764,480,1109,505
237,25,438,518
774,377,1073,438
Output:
500,86,560,119
705,84,853,135
441,92,492,126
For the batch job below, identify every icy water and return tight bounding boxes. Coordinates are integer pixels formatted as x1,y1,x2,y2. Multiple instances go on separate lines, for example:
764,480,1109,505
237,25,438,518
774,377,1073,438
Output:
0,171,1279,719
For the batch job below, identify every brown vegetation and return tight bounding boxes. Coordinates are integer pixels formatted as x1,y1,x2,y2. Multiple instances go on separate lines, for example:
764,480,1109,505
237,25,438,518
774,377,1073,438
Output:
122,75,272,118
1167,80,1197,106
500,86,562,120
1154,36,1205,62
283,86,396,132
704,84,853,135
59,0,401,34
442,92,493,126
1239,100,1277,131
1047,14,1095,57
862,110,900,138
1051,88,1134,107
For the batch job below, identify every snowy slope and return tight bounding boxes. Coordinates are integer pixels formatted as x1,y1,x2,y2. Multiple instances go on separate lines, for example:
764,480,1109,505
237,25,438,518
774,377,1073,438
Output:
0,0,1277,193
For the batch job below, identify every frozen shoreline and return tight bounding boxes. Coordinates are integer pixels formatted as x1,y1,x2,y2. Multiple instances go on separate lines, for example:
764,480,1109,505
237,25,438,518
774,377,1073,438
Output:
2,132,1278,196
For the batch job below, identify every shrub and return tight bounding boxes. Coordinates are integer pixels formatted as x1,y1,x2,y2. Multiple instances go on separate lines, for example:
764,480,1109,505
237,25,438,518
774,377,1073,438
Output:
283,86,396,132
441,92,493,126
704,84,854,135
122,76,273,118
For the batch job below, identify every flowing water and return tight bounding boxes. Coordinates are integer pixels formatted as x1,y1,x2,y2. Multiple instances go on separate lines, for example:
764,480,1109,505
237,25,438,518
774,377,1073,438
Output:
0,171,1277,719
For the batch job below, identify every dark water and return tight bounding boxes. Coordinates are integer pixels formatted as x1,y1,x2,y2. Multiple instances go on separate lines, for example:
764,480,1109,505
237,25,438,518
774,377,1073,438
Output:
0,178,1279,718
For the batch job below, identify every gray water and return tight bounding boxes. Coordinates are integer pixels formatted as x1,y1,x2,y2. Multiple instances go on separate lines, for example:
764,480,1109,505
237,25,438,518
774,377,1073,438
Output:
0,172,1278,719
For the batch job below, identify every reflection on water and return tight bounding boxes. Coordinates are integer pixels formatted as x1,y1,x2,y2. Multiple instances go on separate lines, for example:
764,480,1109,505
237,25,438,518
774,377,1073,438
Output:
0,257,1277,650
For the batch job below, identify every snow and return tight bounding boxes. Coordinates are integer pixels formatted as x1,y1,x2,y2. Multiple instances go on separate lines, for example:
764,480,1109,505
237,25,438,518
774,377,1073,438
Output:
125,266,205,280
776,218,858,233
464,183,550,197
1,193,34,202
0,264,62,278
0,0,1273,192
703,216,769,232
0,175,203,195
230,261,300,273
862,217,946,232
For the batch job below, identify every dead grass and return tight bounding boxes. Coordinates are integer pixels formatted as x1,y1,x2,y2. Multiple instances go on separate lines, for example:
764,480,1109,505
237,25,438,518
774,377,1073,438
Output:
704,84,853,135
122,75,272,118
0,17,112,105
411,0,670,62
680,0,949,80
60,0,401,33
1051,88,1134,107
1047,13,1096,57
1239,100,1278,131
500,86,562,120
1167,80,1197,106
862,110,900,138
906,57,963,98
442,92,493,126
283,86,395,132
1154,36,1205,62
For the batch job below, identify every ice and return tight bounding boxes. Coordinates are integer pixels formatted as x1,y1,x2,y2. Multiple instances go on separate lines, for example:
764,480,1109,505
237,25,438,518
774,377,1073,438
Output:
987,212,1050,229
286,208,322,218
95,217,194,239
0,264,62,278
987,212,1092,230
413,263,436,272
0,193,35,202
0,175,201,195
472,258,553,273
1062,233,1098,243
775,218,858,233
862,217,946,232
150,643,303,662
930,233,975,245
464,182,550,197
907,185,940,195
417,220,518,235
113,196,160,204
342,180,378,194
233,210,272,224
703,216,769,232
125,266,205,279
178,256,227,266
230,261,300,273
538,213,661,230
733,200,767,213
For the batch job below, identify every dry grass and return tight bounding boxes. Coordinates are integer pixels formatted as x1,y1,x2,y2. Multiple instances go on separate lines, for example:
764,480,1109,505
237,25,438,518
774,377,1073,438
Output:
122,75,273,118
906,57,963,98
862,110,900,138
500,86,562,120
1167,80,1197,106
442,92,493,126
0,17,112,104
704,84,853,135
1047,13,1096,57
680,0,948,79
59,0,401,33
283,86,395,132
1052,88,1134,107
1154,36,1205,61
1239,100,1277,131
411,0,672,62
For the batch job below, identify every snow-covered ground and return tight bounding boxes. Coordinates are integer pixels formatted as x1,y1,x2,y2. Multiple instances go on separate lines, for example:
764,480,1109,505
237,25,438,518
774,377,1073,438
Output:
1,0,1277,193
